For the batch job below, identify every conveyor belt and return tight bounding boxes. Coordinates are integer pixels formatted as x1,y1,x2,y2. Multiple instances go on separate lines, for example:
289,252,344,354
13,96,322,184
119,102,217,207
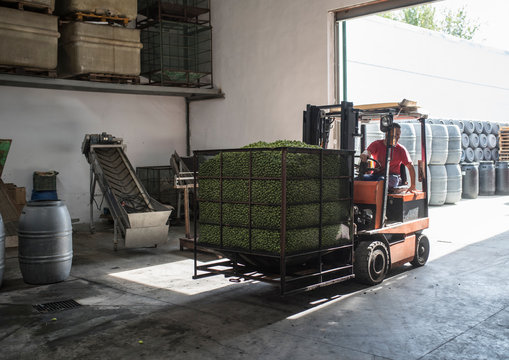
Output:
82,134,173,249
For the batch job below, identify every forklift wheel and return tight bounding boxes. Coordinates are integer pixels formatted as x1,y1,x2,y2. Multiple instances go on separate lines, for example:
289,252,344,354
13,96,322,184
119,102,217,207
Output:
354,240,389,285
411,234,430,267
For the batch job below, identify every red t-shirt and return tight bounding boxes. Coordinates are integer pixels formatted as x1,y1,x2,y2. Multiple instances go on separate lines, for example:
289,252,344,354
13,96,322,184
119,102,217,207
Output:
367,140,411,175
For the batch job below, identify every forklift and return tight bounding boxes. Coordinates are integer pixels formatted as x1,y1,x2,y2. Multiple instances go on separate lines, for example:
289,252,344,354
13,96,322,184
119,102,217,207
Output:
303,101,430,285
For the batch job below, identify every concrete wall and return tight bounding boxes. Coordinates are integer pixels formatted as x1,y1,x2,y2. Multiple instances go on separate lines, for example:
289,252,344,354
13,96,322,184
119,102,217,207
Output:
0,86,186,222
191,0,509,151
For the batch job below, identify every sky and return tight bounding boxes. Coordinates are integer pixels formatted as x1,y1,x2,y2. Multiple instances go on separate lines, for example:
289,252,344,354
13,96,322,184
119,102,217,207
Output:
432,0,509,51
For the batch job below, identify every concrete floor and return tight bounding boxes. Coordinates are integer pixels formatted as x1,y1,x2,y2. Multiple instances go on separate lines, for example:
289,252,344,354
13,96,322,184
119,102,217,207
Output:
1,196,509,360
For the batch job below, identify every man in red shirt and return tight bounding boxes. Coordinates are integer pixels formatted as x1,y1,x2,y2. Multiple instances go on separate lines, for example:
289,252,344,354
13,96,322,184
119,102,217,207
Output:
360,123,416,192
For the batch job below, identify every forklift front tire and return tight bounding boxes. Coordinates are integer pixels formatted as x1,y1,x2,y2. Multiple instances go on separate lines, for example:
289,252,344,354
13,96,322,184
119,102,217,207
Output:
354,240,389,285
411,234,430,267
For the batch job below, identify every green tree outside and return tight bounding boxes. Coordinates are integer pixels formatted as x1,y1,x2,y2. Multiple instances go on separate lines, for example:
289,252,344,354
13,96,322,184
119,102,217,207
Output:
380,4,480,40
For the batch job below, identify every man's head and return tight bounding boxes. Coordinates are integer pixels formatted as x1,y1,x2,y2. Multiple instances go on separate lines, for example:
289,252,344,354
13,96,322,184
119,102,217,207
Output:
385,123,401,145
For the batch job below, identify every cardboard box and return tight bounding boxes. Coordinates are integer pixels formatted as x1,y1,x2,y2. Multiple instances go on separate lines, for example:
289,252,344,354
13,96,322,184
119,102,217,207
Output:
7,186,26,205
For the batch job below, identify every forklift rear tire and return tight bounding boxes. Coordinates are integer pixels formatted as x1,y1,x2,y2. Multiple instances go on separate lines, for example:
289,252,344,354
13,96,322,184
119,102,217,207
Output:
354,240,389,285
411,234,430,267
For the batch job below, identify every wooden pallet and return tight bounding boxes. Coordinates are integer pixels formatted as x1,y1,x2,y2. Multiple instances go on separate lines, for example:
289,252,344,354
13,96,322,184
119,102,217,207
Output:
70,73,140,85
498,127,509,160
61,11,130,26
0,65,56,78
0,0,53,14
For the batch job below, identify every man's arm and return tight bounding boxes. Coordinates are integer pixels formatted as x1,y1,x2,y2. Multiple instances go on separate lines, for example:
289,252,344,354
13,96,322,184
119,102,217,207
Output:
405,162,416,192
360,150,371,162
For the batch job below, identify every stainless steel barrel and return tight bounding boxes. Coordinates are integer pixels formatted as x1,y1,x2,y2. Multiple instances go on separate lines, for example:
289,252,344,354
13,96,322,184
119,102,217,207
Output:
446,125,461,164
495,161,509,195
445,164,462,204
0,214,4,288
478,161,495,196
430,124,448,165
18,201,73,284
461,163,478,199
429,165,447,206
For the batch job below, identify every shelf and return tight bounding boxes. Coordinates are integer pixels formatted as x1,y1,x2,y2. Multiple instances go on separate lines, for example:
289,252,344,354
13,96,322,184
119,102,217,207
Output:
0,74,224,101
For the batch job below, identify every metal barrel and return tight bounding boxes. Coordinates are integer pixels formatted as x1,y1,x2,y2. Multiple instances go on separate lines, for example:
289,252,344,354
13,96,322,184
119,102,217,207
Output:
463,120,475,135
445,164,462,204
478,161,496,196
492,149,499,161
399,123,416,165
18,201,73,285
479,133,488,148
475,121,484,134
474,148,484,162
468,133,479,148
412,123,432,164
487,134,497,149
465,147,475,163
461,133,469,149
461,163,479,199
495,161,509,195
429,124,448,165
0,214,4,288
483,121,493,134
483,148,492,161
429,164,447,206
446,125,461,164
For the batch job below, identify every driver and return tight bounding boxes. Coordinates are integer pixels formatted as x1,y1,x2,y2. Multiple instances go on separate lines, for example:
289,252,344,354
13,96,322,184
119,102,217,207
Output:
360,123,416,192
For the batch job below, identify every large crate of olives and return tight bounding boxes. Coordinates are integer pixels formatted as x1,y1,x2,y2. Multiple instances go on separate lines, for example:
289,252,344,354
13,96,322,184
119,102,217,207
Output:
195,141,354,256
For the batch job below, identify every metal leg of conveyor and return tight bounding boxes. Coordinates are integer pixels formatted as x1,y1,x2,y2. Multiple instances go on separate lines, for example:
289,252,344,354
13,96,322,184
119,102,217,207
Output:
113,219,118,251
89,165,96,234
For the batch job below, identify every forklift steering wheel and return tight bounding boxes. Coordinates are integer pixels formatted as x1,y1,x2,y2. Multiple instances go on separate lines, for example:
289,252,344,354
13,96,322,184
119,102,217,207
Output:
355,156,382,176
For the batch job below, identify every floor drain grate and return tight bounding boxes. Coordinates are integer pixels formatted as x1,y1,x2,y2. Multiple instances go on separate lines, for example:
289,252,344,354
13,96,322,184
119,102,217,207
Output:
33,299,82,313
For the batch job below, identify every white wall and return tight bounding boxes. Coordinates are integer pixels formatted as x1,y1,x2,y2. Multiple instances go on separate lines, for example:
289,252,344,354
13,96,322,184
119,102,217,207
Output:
191,0,362,150
0,86,186,222
346,16,509,121
191,0,509,151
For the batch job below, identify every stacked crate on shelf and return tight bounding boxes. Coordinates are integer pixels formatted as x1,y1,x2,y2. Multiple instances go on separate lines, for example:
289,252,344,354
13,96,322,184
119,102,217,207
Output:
499,127,509,161
137,0,212,88
0,1,59,77
55,0,142,84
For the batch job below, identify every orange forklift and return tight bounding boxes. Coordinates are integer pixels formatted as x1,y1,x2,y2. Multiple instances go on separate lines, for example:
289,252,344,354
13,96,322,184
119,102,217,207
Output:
303,101,430,285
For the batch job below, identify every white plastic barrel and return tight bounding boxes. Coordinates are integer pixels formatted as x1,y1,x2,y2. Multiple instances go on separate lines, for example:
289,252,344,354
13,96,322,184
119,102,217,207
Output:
492,149,499,161
430,124,448,165
474,148,484,162
469,133,479,148
483,148,492,161
453,120,465,133
483,121,492,134
399,123,416,165
479,133,488,148
446,125,461,164
429,165,447,206
461,133,469,149
412,123,432,164
487,134,497,149
465,147,475,163
463,120,475,135
445,164,462,204
475,121,484,134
